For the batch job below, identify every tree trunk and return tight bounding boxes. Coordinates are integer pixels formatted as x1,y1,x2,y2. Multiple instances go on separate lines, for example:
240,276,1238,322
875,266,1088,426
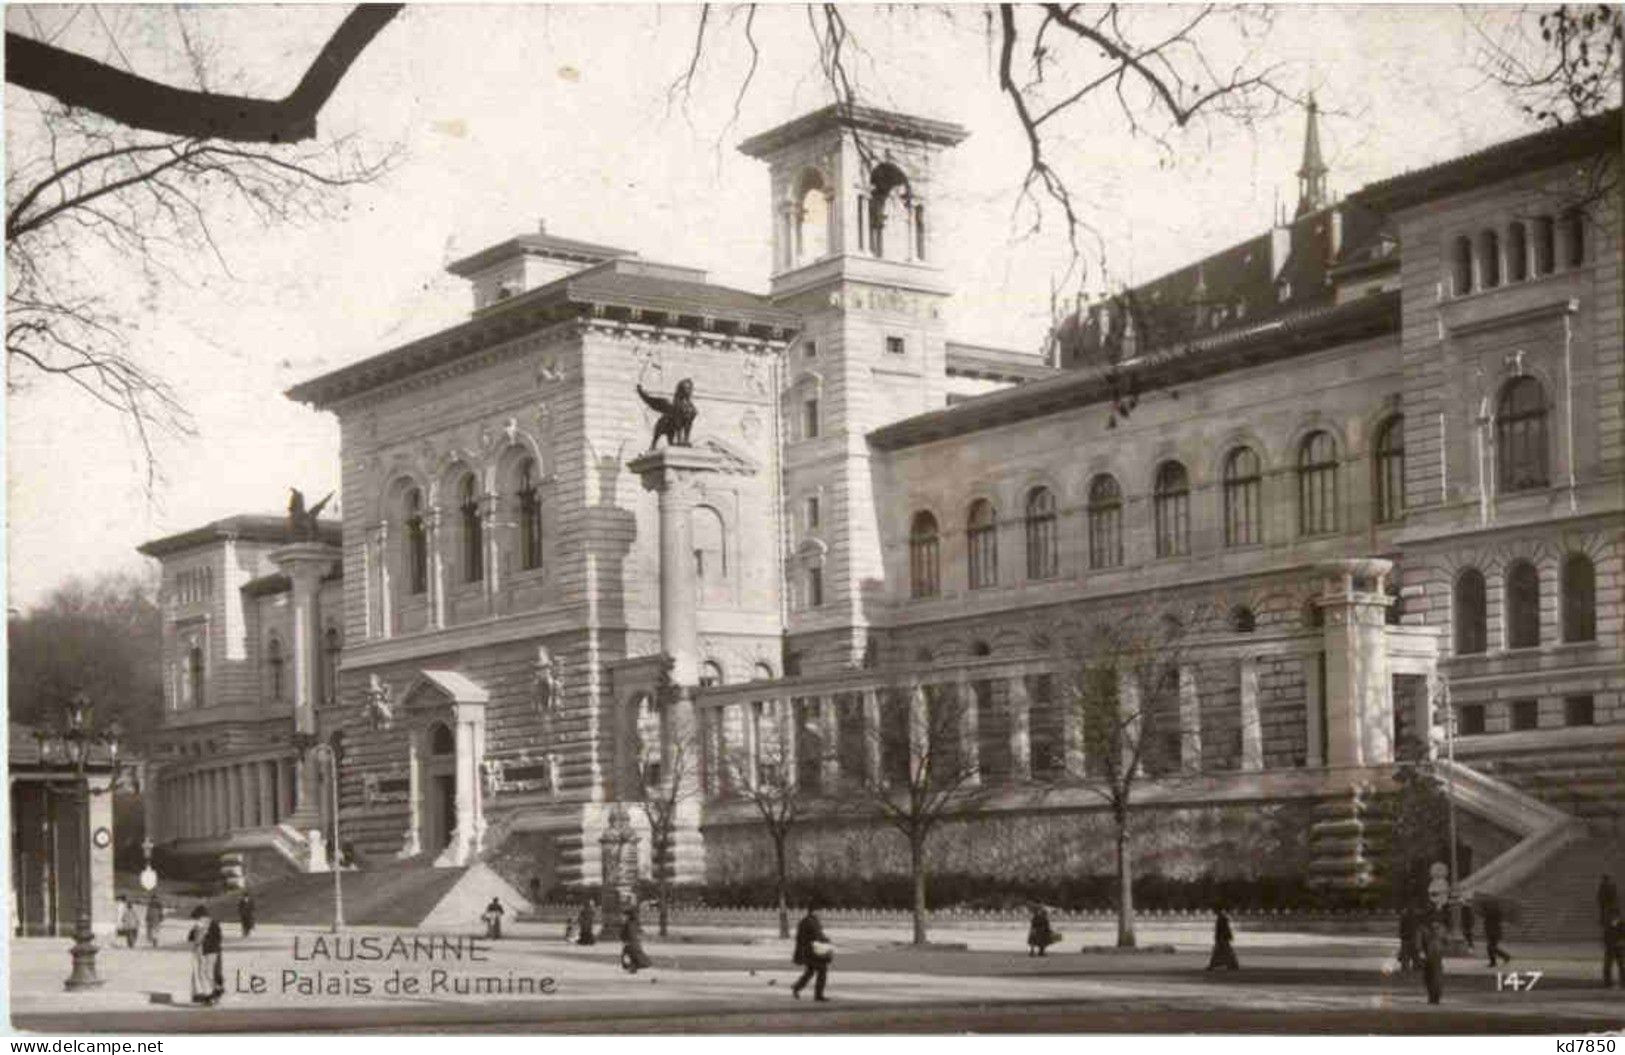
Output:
774,833,790,940
1115,815,1136,948
910,836,928,945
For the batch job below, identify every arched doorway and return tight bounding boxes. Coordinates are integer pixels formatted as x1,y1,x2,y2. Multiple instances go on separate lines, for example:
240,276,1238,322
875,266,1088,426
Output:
425,722,456,854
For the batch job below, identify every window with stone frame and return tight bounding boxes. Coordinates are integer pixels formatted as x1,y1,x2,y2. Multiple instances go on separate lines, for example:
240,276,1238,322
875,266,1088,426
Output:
516,457,543,571
459,473,483,583
1373,415,1405,523
909,511,940,598
1024,486,1058,580
1087,474,1123,568
1153,461,1191,558
967,499,999,589
1297,431,1339,536
1454,568,1488,655
1561,553,1596,643
1497,376,1549,492
1223,446,1262,546
1505,559,1541,649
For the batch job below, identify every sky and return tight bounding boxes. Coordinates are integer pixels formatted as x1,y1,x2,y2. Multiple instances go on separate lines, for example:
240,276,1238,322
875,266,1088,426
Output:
4,3,1553,611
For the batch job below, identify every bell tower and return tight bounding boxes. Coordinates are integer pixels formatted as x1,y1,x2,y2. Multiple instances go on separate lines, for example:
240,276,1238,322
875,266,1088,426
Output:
740,104,968,673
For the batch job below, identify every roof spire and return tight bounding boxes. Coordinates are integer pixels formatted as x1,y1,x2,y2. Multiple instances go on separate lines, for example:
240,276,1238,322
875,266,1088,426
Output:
1295,92,1328,217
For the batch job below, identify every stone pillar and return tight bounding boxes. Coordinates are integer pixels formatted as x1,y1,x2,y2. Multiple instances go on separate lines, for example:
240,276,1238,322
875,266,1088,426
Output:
1238,657,1264,771
1008,676,1033,781
628,446,727,686
1316,559,1396,768
1178,666,1202,773
271,539,341,829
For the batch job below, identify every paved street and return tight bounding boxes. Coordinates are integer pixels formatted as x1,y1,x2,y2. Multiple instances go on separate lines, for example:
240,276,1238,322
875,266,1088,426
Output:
10,920,1623,1034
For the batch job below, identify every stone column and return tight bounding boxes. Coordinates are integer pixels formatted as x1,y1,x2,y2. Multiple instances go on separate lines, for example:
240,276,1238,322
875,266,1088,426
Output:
1178,666,1202,773
271,539,341,830
1316,559,1396,767
1008,676,1033,781
1238,657,1264,771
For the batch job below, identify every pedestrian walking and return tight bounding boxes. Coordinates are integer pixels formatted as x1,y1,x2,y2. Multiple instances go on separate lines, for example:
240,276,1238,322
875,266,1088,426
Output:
1420,910,1446,1005
1482,898,1512,967
1026,903,1059,956
482,897,505,940
574,899,597,945
116,896,140,949
1206,906,1240,970
1603,912,1625,988
238,893,256,938
619,905,652,973
1397,905,1419,971
1459,898,1475,950
187,905,224,1006
145,895,165,947
791,899,833,1001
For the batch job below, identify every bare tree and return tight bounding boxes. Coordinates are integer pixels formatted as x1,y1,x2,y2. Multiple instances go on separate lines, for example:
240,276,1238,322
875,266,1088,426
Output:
1048,603,1207,947
843,677,989,945
721,721,807,939
6,8,399,487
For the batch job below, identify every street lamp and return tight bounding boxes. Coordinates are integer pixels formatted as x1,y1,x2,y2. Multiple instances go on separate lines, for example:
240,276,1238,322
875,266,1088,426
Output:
32,692,122,991
291,733,344,933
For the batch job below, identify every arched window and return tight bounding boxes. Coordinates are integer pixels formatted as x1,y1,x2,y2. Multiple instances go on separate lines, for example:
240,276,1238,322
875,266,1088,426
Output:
188,645,206,707
1497,376,1549,492
1479,229,1501,288
1533,216,1556,275
867,163,910,261
516,457,543,571
1223,447,1261,547
909,512,940,599
1452,235,1473,295
1507,222,1528,282
1564,207,1586,267
692,505,726,585
1297,431,1339,536
1561,553,1596,643
323,626,341,705
1374,415,1406,523
793,171,829,265
1024,487,1058,580
1153,461,1190,558
1087,474,1123,568
459,474,483,583
1454,568,1487,655
404,487,428,596
967,499,998,589
1506,559,1541,649
266,637,284,702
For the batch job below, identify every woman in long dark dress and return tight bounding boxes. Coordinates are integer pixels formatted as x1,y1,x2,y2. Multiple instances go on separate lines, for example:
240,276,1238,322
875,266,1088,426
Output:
619,906,652,973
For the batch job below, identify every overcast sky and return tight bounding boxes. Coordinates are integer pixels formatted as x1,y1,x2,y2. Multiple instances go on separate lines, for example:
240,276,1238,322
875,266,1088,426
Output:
5,4,1547,610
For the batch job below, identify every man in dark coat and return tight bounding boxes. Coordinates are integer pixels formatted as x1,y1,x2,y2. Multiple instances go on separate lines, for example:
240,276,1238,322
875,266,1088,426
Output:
1206,906,1239,970
1419,910,1446,1005
791,899,832,1001
1482,898,1512,967
237,893,255,938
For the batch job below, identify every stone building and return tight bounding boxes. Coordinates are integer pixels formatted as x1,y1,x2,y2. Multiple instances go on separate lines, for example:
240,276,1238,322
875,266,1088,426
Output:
137,102,1621,924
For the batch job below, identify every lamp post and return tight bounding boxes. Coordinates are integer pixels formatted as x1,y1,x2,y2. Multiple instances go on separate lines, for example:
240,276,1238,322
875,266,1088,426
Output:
33,692,121,991
291,733,344,933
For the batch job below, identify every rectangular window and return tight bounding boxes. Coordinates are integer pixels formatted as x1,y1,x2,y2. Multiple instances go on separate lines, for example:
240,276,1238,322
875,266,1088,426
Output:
805,496,820,530
1458,703,1486,736
885,336,905,355
1510,698,1539,732
1564,695,1594,727
803,398,819,439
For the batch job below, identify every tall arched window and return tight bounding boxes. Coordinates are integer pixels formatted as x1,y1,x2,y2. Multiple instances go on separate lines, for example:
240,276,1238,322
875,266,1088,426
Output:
1497,376,1549,492
266,637,284,701
1507,222,1528,282
1452,235,1473,295
1561,553,1596,643
459,474,483,583
1024,487,1058,580
323,626,341,705
692,505,726,585
1479,229,1501,288
1374,415,1406,523
188,645,206,707
1153,462,1190,558
1297,431,1339,536
1087,474,1123,568
909,512,940,599
1506,559,1541,649
1455,568,1487,655
1223,447,1261,547
516,457,543,571
967,499,998,589
404,487,428,596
